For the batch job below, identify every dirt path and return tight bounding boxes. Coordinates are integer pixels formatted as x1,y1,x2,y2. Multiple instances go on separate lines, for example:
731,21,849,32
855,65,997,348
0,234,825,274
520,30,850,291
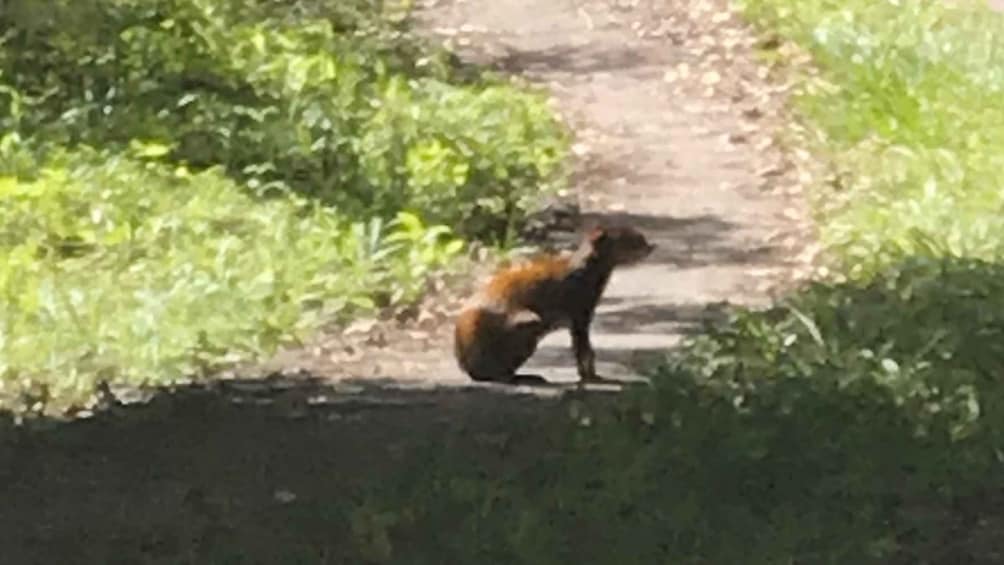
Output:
262,0,810,386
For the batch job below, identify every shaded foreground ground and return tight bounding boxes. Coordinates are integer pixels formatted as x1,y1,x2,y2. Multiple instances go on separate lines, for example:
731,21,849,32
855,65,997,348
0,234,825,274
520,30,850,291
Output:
1,377,597,563
5,369,1004,563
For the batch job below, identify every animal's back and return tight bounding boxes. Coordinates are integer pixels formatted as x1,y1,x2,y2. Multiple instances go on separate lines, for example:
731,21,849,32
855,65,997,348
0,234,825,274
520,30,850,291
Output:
479,255,571,311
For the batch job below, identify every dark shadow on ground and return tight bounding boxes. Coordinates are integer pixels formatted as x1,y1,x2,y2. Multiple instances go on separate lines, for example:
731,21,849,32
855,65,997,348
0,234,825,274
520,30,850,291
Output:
597,297,729,330
412,17,667,73
0,375,624,565
491,42,662,75
522,301,731,380
529,343,666,374
537,210,782,270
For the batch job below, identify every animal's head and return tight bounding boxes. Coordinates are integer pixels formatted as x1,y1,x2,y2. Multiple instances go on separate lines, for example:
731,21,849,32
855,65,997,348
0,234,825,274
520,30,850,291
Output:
586,224,655,266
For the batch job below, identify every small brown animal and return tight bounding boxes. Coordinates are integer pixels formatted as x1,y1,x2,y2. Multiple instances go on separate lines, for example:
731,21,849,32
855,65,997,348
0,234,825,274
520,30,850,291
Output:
454,225,655,384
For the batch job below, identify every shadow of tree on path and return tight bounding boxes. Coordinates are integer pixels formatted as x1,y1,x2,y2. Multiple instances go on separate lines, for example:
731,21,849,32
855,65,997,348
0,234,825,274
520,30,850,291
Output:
0,375,621,564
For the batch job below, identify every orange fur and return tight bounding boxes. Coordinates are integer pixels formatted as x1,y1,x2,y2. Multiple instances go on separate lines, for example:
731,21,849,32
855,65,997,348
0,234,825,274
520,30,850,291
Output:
454,225,655,384
480,255,570,308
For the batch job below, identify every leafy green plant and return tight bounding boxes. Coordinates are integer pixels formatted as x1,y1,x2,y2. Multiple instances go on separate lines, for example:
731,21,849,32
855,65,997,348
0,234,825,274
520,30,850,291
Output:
0,145,464,415
0,0,568,239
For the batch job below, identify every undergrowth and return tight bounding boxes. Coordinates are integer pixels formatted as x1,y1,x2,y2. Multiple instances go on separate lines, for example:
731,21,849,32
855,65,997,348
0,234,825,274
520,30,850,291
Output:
0,0,568,414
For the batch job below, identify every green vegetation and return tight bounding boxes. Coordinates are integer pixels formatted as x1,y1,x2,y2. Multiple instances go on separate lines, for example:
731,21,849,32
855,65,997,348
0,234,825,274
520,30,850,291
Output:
342,1,1004,563
0,0,568,414
746,0,1004,278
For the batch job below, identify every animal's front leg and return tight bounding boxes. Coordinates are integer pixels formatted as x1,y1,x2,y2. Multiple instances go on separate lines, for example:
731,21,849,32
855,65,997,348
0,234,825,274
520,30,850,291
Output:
570,318,599,383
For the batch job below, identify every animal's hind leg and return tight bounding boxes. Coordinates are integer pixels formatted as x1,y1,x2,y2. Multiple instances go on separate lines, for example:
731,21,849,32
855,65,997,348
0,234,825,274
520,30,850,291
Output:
503,312,550,384
469,318,546,384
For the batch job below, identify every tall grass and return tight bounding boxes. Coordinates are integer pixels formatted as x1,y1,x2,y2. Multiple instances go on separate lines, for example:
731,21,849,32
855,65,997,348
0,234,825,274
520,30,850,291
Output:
742,0,1004,277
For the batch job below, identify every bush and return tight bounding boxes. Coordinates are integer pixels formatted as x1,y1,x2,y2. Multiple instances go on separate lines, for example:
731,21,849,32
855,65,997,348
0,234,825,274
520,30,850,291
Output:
0,0,568,239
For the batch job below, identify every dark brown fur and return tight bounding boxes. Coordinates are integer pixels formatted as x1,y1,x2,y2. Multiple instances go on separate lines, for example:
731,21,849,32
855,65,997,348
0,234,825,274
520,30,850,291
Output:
454,225,655,384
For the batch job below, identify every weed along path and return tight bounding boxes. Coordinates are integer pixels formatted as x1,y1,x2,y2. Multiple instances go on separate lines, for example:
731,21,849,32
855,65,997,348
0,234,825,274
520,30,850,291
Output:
262,0,812,386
